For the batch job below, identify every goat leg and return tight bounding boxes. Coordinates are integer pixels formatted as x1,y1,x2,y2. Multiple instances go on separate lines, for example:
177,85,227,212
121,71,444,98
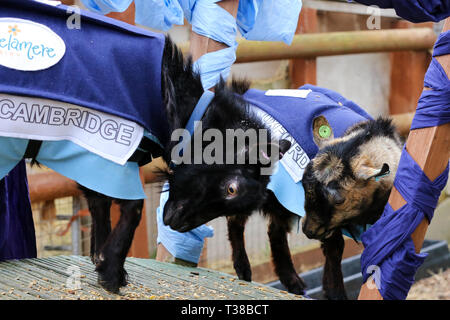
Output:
267,213,306,295
321,231,347,300
227,215,252,281
95,199,144,293
81,187,112,265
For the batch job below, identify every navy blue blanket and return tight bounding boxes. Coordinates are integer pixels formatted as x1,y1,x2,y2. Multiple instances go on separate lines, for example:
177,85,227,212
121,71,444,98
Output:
354,0,450,23
0,0,169,146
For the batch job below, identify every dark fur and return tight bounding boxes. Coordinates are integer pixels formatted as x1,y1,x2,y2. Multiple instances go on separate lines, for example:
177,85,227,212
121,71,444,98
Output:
25,37,266,293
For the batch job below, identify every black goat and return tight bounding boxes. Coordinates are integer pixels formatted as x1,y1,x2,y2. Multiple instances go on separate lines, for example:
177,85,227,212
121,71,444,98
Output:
81,39,272,293
13,37,263,293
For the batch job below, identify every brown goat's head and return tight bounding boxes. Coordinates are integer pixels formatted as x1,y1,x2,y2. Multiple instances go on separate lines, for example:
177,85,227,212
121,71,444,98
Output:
301,117,403,240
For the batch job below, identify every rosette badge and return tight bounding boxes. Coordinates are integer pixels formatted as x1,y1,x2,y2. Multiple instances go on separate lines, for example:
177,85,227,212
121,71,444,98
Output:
0,18,66,71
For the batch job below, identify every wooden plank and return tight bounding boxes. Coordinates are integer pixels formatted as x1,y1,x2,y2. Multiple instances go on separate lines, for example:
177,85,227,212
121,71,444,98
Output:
0,256,306,300
358,18,450,300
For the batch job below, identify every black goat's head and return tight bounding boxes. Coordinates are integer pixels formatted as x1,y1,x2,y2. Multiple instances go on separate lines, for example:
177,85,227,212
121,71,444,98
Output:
301,117,403,240
162,78,291,232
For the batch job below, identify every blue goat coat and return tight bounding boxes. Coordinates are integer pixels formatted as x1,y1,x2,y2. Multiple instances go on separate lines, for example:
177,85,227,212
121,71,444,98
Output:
243,85,373,236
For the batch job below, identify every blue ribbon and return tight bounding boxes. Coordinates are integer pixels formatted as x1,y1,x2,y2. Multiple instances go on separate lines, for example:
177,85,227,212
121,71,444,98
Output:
81,0,303,89
411,32,450,130
189,0,238,90
171,90,215,164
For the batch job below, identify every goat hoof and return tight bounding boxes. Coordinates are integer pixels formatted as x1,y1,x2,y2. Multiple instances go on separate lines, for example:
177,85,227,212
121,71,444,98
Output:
91,253,100,265
97,270,128,294
98,278,121,294
284,276,307,295
96,263,128,293
236,268,252,282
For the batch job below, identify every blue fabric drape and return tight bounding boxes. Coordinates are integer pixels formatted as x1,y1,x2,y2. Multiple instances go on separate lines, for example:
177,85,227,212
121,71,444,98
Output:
1,1,168,144
354,0,450,23
0,161,37,260
360,31,450,300
411,32,450,130
81,0,302,89
156,183,214,263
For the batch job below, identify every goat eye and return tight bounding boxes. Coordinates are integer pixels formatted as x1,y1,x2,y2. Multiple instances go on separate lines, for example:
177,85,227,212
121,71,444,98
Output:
227,183,238,197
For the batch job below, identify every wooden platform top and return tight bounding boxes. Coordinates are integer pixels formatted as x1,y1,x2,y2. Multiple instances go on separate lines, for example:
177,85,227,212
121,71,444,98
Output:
0,256,307,300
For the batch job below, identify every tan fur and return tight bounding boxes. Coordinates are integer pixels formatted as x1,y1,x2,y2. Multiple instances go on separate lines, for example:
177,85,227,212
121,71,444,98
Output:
351,136,401,186
312,153,344,185
327,136,401,229
309,135,402,231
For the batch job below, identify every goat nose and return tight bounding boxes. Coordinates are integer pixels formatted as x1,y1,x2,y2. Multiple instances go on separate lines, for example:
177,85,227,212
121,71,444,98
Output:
302,219,315,239
163,204,174,226
303,228,314,239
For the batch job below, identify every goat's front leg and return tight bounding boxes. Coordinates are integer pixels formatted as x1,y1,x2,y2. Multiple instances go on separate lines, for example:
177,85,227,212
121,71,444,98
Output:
227,215,251,281
95,199,144,293
81,187,113,265
267,212,306,295
321,231,347,300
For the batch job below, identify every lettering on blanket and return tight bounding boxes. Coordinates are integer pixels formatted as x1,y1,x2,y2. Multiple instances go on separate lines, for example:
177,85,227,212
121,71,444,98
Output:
0,18,66,71
0,94,144,165
251,106,310,183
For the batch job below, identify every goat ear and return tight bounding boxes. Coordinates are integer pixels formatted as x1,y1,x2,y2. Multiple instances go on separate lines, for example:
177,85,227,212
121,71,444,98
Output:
313,116,334,149
247,139,292,164
260,139,292,162
355,162,390,181
371,163,390,181
278,139,292,159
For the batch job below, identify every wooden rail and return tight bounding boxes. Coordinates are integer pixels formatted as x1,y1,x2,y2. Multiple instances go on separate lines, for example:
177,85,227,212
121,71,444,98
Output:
178,28,436,63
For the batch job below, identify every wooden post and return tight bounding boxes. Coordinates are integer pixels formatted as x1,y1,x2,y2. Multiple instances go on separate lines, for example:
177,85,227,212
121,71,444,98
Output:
289,8,318,88
389,20,433,115
105,3,150,259
358,18,450,300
